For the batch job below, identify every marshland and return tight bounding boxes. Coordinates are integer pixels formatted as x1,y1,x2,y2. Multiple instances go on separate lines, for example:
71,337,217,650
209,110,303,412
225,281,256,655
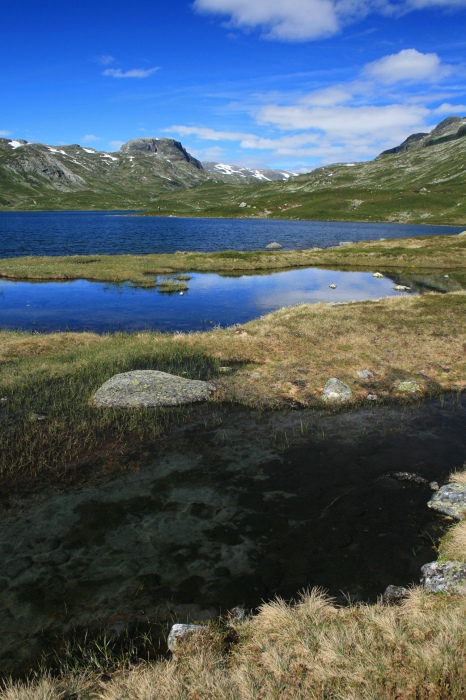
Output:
1,222,466,699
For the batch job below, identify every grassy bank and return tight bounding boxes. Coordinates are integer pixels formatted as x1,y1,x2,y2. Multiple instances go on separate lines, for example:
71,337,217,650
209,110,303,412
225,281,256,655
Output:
0,233,466,286
1,291,466,496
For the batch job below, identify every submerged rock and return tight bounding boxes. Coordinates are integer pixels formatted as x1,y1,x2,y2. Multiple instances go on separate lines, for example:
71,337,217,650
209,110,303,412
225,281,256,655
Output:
427,482,466,520
93,370,216,408
394,285,411,291
167,623,206,652
322,378,352,403
421,561,466,595
389,472,429,485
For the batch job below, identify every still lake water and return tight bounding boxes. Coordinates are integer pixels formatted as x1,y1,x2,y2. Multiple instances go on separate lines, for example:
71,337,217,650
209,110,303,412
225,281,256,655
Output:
0,269,423,332
0,212,463,332
0,211,463,257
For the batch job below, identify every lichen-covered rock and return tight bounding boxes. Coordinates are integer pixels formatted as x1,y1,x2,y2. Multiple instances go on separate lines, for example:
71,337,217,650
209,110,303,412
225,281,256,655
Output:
322,378,352,403
427,482,466,520
357,369,373,380
167,623,206,652
420,561,466,594
265,241,283,249
394,380,421,394
93,370,216,408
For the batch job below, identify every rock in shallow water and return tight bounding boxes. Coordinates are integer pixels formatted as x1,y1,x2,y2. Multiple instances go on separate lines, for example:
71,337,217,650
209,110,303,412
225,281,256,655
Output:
421,561,466,594
427,482,466,520
93,370,216,408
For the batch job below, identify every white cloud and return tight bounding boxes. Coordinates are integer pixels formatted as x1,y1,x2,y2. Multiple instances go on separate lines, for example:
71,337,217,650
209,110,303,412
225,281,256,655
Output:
363,49,449,84
103,67,159,79
193,0,466,41
433,102,466,114
193,0,339,40
0,130,12,137
82,134,102,143
166,125,248,141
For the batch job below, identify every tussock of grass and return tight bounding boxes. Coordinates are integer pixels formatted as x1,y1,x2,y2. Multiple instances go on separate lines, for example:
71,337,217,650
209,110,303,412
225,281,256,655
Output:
2,588,466,699
0,234,465,286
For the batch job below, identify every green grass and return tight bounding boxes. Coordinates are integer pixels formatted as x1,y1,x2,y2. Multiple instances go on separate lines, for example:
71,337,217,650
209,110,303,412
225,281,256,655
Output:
1,234,465,287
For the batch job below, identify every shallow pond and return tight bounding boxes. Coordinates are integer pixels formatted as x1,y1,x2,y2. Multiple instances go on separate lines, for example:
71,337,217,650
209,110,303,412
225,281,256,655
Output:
1,395,465,673
1,268,464,333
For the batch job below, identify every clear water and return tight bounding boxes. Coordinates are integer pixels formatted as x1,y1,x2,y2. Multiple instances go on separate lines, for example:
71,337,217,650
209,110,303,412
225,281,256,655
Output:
0,268,446,333
0,211,462,258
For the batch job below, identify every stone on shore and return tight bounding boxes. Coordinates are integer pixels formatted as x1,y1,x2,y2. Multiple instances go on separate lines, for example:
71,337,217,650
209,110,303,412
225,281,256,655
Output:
322,378,352,403
167,623,206,652
93,370,216,408
420,561,466,595
382,585,408,604
394,380,421,394
427,482,466,520
265,241,283,249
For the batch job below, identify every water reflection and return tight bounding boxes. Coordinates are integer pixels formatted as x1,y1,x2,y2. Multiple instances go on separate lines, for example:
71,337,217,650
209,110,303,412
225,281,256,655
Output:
2,267,463,333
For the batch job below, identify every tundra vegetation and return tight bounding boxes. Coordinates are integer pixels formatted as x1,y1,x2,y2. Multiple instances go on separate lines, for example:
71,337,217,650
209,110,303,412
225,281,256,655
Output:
1,234,466,698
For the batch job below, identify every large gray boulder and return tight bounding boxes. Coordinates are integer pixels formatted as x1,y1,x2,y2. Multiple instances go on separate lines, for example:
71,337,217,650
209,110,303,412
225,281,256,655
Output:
322,378,352,403
427,482,466,520
93,370,216,408
421,561,466,595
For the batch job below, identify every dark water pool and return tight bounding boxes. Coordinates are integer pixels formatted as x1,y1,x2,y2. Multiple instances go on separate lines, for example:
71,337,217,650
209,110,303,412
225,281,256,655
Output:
1,268,464,333
0,396,465,673
0,211,462,258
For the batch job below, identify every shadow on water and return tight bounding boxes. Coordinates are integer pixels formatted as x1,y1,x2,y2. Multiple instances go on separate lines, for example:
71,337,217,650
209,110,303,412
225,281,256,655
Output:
1,394,466,673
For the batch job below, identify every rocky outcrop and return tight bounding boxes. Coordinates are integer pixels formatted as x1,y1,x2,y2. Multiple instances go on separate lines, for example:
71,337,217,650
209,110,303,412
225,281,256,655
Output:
93,370,216,407
120,138,203,169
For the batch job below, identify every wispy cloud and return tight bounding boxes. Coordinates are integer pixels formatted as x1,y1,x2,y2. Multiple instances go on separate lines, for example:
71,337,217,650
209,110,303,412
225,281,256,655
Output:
0,129,12,137
193,0,466,42
102,67,160,79
109,140,125,150
95,54,115,65
82,134,102,143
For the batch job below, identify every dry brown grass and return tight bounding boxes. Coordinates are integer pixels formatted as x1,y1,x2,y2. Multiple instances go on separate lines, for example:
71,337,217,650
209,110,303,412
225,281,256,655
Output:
3,588,466,699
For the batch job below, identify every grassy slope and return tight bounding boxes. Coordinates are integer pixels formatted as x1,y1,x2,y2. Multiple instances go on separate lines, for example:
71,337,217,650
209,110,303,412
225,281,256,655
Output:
144,134,466,225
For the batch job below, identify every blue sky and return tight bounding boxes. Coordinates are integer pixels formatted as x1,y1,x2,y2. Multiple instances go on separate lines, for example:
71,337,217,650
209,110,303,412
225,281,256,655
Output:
1,0,466,172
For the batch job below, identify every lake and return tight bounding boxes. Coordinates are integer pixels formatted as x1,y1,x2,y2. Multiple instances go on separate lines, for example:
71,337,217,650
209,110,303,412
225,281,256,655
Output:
0,211,463,258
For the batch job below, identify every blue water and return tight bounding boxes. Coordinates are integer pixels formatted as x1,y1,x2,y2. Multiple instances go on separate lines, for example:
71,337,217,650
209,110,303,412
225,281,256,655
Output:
0,268,413,332
0,211,462,258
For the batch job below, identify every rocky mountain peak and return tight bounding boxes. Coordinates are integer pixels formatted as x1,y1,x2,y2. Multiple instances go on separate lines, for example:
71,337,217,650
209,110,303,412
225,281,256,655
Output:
119,138,203,170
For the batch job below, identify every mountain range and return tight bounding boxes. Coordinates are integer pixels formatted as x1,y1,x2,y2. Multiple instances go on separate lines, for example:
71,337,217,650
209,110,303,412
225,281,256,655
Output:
0,136,294,211
0,116,465,225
